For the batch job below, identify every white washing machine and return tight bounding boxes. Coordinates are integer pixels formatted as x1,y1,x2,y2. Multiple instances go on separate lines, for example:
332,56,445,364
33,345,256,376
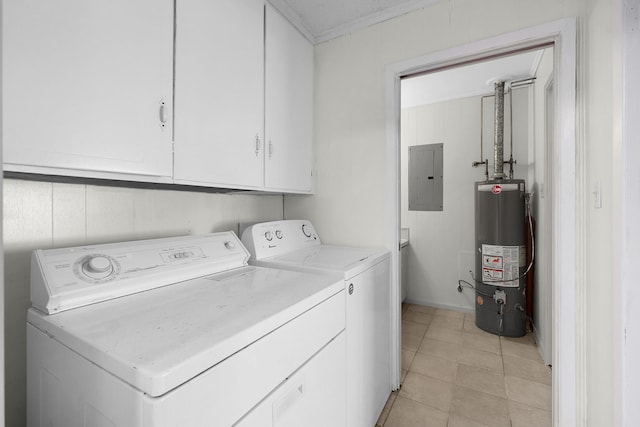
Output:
27,231,346,427
241,220,391,427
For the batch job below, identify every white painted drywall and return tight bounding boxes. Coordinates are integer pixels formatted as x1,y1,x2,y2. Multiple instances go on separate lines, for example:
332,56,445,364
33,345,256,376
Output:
285,0,579,248
285,0,620,423
583,0,616,424
3,179,283,427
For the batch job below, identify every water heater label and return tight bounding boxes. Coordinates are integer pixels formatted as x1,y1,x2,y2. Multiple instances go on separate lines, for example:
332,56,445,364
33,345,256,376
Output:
481,244,522,287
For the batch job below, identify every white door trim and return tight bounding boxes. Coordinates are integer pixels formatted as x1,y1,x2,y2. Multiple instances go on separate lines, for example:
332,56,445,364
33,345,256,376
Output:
619,1,640,424
385,18,579,426
1,0,5,422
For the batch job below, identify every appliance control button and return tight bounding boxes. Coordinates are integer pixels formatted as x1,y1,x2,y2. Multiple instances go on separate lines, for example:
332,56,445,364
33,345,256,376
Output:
86,256,112,273
224,241,236,250
81,255,115,280
265,231,273,241
275,230,283,239
172,251,192,259
75,254,120,283
301,224,312,238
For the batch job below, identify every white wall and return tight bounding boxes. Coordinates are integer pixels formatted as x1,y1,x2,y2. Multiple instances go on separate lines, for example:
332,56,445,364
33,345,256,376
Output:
400,97,477,311
3,179,283,427
399,89,530,312
285,0,620,423
285,0,577,249
584,0,616,424
283,21,387,248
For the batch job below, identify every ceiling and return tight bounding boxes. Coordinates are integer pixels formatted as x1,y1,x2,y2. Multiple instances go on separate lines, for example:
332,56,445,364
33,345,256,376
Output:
401,48,549,108
268,0,442,44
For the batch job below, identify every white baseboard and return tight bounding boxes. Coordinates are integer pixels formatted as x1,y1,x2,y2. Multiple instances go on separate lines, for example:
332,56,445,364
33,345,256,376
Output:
403,298,474,314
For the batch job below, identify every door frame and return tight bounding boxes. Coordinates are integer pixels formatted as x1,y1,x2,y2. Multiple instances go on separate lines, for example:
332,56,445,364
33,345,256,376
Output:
385,18,578,426
618,0,640,424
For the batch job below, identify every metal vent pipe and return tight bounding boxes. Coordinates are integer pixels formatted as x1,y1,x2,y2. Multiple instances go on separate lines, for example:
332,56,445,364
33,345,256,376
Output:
493,81,507,179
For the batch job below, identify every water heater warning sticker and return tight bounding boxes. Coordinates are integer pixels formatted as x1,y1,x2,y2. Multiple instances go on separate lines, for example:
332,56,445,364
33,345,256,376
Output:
483,255,503,269
482,267,504,280
481,244,521,287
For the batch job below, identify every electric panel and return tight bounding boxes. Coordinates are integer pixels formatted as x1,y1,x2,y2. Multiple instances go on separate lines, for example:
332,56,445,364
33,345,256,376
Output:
408,143,443,211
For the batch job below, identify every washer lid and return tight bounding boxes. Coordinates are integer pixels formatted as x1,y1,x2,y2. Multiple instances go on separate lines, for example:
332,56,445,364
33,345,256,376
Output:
27,265,343,397
261,245,389,279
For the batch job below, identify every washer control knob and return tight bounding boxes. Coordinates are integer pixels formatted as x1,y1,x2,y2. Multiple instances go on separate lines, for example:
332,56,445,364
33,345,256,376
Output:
301,224,312,238
224,241,236,250
86,256,112,273
275,230,283,239
265,231,273,241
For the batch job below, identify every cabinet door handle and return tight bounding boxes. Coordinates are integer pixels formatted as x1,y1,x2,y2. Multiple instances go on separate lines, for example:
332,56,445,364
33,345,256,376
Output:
273,379,305,423
159,99,168,129
255,134,261,157
269,139,273,159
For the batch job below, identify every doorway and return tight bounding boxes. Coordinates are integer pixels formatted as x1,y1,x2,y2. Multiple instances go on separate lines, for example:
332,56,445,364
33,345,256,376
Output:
398,46,553,365
385,18,576,426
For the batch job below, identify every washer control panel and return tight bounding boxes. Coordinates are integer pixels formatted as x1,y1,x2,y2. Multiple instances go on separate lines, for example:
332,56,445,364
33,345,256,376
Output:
31,231,249,314
241,220,321,260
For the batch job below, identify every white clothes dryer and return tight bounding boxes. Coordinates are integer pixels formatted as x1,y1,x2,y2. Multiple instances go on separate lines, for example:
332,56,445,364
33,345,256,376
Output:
27,231,346,427
241,220,392,427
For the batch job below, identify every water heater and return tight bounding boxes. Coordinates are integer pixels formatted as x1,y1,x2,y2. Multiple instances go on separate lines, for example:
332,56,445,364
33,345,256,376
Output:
474,179,527,336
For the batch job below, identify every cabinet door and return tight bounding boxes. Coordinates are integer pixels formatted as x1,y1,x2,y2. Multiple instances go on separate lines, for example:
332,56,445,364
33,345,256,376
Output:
174,0,264,189
3,0,174,180
264,5,314,193
236,332,346,427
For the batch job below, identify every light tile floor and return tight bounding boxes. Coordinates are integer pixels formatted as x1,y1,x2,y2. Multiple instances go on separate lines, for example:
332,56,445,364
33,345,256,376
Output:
376,304,552,427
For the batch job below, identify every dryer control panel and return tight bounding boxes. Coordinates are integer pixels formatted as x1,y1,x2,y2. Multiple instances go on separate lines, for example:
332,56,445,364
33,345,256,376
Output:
242,220,321,260
31,231,249,314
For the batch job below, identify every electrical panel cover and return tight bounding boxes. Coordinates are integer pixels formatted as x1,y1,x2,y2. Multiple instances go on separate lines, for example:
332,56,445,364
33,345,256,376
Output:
409,143,443,211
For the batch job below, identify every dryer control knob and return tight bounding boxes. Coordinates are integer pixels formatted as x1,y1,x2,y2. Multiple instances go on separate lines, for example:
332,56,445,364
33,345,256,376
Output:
265,231,273,241
76,254,119,283
81,255,115,280
224,241,236,250
275,230,283,239
301,224,312,238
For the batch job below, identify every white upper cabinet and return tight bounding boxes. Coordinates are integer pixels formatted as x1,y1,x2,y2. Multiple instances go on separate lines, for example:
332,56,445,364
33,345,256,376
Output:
264,5,314,193
173,0,265,190
3,0,174,181
4,1,314,193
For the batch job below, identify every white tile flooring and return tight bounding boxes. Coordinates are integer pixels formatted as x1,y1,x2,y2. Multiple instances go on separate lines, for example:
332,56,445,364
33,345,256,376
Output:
376,304,552,427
